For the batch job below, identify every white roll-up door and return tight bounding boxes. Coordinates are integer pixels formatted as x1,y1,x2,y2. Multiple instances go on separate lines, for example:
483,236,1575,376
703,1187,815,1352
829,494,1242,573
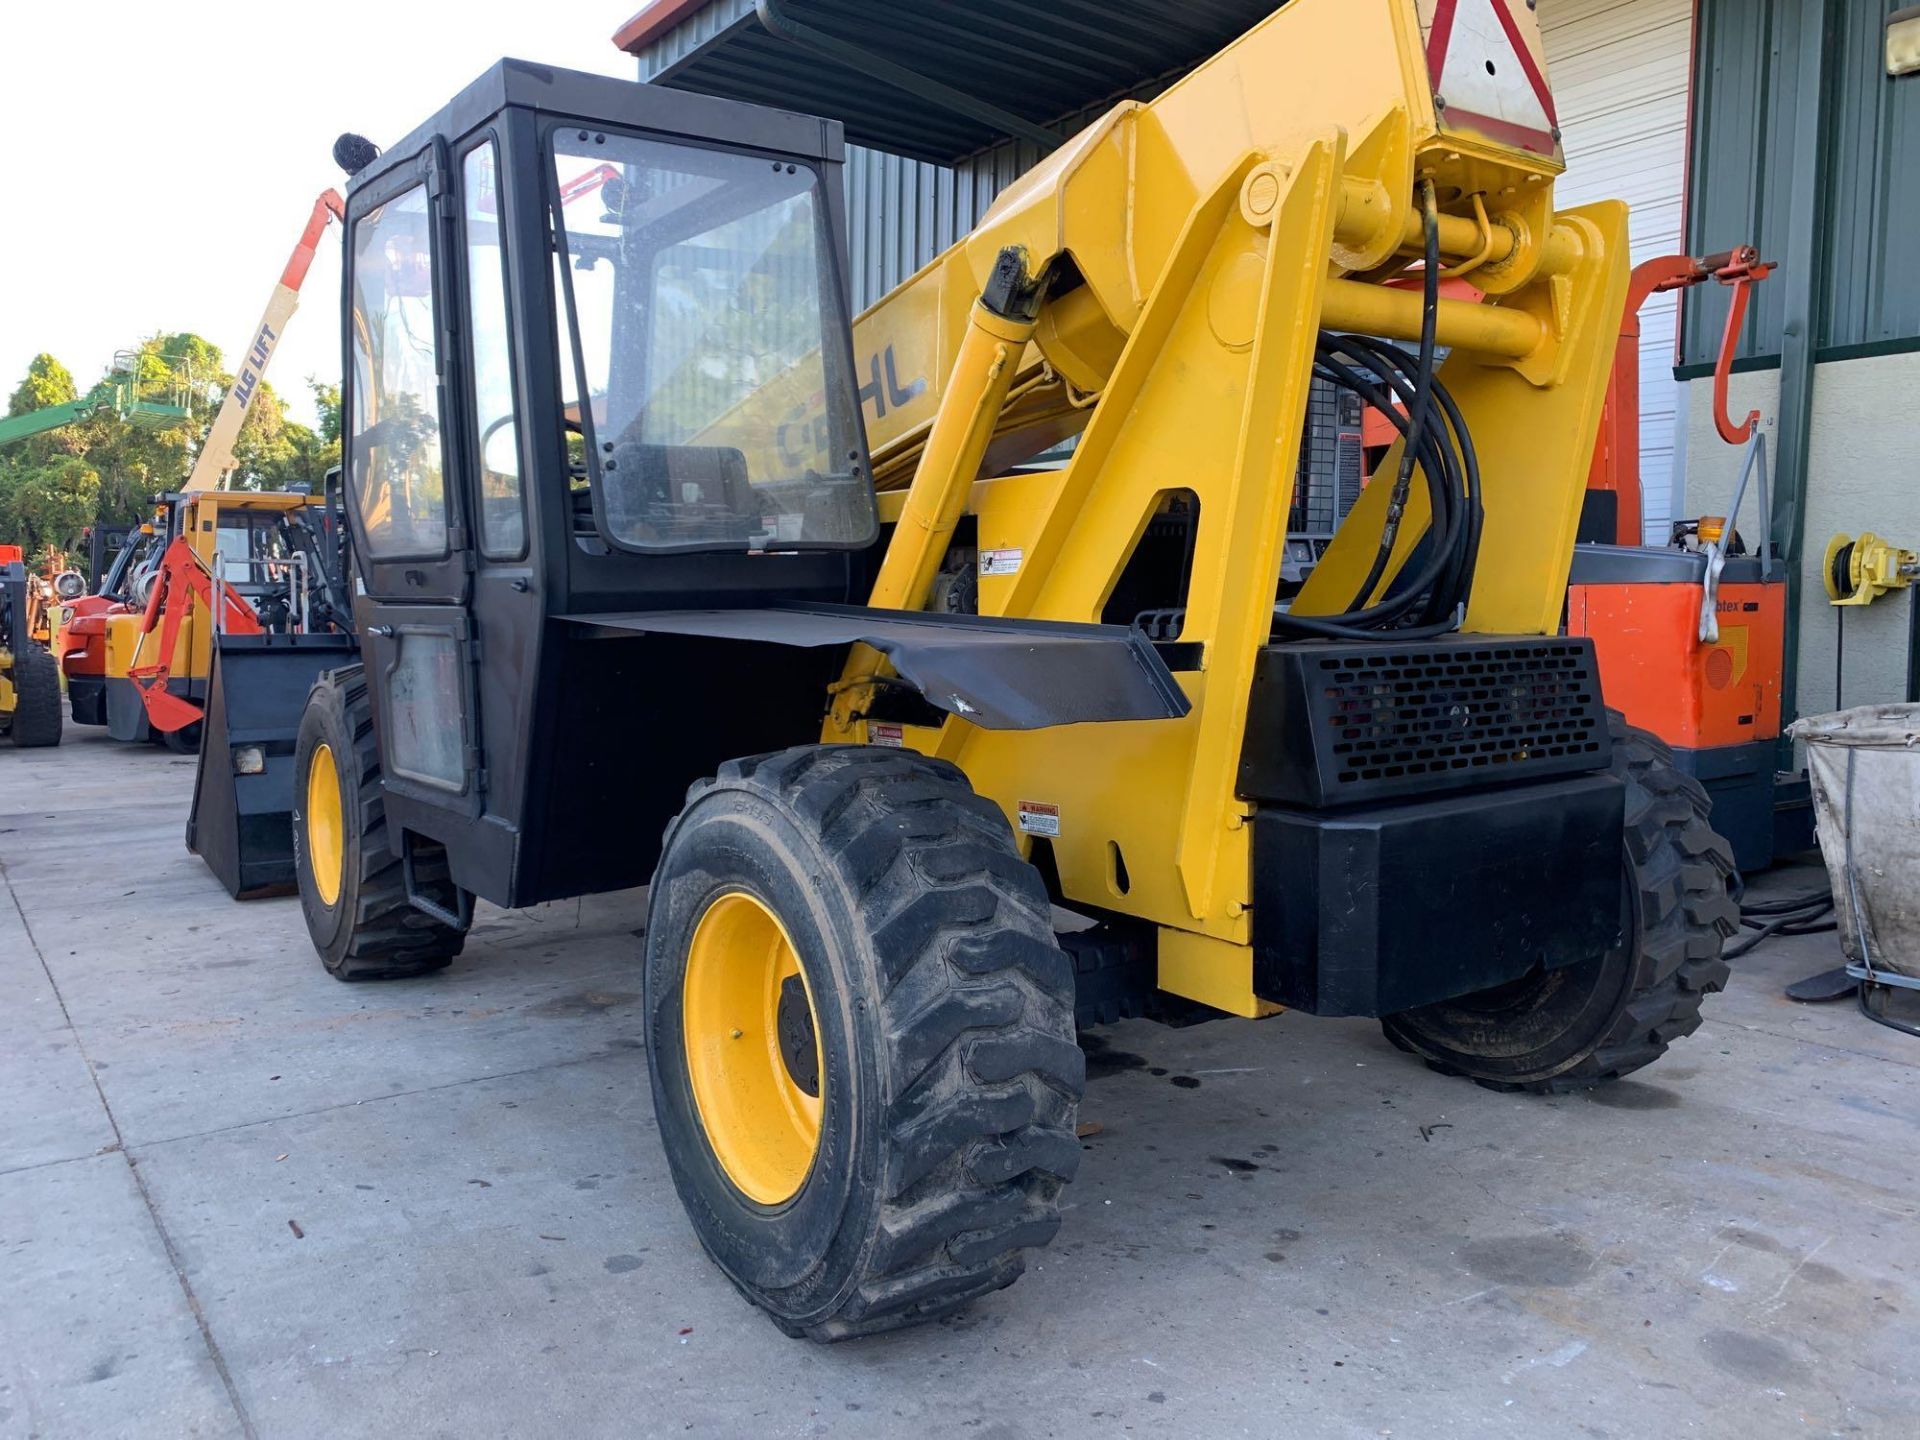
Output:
1539,0,1693,544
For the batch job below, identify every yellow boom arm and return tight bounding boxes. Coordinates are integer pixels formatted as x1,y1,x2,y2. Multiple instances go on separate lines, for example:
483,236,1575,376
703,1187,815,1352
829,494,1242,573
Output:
827,0,1632,1016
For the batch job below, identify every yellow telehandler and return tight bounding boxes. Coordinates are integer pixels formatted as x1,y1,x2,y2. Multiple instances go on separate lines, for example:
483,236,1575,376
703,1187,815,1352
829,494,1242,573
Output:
207,0,1738,1339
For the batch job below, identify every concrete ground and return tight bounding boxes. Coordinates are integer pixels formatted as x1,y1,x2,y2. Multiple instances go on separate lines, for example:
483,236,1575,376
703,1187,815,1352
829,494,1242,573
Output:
2,727,1916,1440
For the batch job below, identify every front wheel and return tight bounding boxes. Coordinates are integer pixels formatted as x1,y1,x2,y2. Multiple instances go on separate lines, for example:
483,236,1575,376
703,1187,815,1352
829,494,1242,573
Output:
1382,714,1737,1092
645,745,1083,1341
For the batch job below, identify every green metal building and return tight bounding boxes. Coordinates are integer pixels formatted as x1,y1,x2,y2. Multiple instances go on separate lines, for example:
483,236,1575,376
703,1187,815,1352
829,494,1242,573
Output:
1682,0,1920,720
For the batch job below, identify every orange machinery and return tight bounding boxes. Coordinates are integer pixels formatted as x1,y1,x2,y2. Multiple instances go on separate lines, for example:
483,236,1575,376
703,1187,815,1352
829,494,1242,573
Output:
55,511,165,728
56,190,342,737
0,543,66,647
1567,545,1787,870
1566,246,1795,871
1354,248,1788,867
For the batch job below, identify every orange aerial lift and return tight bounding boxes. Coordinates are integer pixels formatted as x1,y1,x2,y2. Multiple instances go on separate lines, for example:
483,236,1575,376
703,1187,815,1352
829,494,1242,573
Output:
77,191,345,747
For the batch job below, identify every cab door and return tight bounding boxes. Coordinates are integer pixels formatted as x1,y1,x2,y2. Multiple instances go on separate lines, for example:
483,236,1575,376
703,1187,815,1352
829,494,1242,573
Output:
341,139,485,824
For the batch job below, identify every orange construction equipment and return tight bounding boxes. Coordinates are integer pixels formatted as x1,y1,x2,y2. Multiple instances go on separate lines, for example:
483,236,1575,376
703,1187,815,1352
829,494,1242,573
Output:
1569,570,1785,751
1568,244,1790,871
125,535,267,734
53,511,164,727
64,190,344,747
1583,246,1772,548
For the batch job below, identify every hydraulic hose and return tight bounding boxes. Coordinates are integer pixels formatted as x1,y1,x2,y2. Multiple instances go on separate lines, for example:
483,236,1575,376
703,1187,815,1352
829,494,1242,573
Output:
1272,183,1485,643
1725,889,1836,960
1346,182,1442,614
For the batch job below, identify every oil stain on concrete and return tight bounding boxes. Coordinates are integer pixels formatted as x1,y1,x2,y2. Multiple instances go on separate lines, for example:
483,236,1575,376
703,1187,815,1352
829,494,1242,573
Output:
1461,1231,1596,1287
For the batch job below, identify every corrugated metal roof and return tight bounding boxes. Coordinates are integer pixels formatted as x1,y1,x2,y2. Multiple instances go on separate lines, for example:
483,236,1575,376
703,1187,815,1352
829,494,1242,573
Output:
617,0,1280,164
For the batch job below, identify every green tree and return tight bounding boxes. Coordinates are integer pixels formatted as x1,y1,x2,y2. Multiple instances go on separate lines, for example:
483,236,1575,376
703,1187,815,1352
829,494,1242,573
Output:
312,380,342,445
74,335,200,522
304,379,344,485
0,353,99,556
8,353,80,419
0,453,101,558
1,333,345,554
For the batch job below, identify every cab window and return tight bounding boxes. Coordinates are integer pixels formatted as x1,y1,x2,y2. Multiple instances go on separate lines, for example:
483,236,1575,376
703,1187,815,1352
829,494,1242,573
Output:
463,143,524,559
349,183,448,558
551,133,873,552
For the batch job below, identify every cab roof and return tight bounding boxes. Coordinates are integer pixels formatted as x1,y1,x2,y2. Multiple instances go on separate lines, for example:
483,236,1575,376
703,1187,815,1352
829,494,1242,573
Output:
346,58,843,197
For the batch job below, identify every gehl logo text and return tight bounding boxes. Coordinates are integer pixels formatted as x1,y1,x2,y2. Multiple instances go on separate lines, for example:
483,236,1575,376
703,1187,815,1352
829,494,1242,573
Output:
858,345,926,421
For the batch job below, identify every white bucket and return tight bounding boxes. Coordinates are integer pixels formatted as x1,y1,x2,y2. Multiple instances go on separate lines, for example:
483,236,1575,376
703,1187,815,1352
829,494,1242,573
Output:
1787,704,1920,982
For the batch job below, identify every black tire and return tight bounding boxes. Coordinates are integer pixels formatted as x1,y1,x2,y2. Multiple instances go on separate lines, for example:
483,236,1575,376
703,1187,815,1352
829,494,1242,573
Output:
1381,714,1738,1093
160,720,202,756
645,745,1083,1342
292,664,466,980
8,641,62,748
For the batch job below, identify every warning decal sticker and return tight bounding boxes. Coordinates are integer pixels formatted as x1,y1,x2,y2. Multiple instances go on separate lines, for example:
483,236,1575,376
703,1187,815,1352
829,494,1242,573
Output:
979,548,1023,577
1016,800,1061,837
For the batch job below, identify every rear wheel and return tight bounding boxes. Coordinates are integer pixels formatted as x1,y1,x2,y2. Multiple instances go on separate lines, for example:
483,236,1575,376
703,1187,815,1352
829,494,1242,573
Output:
1381,714,1737,1092
8,642,63,748
292,664,466,980
645,745,1083,1341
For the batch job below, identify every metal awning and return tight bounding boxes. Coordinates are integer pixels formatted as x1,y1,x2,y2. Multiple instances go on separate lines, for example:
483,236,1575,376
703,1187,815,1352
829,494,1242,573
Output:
614,0,1280,165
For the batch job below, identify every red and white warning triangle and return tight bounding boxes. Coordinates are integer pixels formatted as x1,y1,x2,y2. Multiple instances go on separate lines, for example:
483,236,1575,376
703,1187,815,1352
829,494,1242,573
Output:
1423,0,1561,156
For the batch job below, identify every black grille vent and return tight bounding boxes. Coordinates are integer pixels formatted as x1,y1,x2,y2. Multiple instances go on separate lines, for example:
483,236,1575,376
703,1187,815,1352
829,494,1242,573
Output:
1240,636,1612,808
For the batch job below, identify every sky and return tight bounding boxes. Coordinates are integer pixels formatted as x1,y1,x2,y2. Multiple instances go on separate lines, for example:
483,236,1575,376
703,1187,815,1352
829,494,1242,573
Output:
0,0,644,428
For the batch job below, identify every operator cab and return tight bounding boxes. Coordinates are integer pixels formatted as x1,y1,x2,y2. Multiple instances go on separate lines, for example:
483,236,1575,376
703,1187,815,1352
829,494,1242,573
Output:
335,62,878,907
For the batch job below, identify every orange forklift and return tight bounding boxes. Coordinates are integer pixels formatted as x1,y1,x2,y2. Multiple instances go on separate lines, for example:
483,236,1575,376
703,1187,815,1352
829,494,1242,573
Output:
1566,247,1803,872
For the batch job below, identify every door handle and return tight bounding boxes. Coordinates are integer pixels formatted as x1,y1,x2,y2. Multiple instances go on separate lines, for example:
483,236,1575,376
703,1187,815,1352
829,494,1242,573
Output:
367,624,396,638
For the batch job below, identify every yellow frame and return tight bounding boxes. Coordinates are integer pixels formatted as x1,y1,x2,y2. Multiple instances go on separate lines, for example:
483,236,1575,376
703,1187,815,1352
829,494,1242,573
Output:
828,0,1630,1016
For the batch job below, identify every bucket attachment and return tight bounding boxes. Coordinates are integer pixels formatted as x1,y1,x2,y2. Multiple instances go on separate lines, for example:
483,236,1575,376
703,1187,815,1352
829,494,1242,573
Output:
188,631,359,899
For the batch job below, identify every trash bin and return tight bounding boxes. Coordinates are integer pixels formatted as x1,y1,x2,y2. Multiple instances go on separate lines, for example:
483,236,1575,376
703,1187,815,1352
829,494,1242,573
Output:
1787,704,1920,1034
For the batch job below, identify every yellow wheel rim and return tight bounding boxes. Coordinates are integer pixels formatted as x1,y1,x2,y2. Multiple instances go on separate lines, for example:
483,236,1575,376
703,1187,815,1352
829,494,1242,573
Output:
306,742,345,908
682,891,824,1206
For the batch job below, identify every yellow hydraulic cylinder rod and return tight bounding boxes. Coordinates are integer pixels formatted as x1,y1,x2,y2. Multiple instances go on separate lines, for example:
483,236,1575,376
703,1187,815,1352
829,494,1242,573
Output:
1332,179,1582,280
828,295,1040,734
867,301,1039,612
1320,279,1542,360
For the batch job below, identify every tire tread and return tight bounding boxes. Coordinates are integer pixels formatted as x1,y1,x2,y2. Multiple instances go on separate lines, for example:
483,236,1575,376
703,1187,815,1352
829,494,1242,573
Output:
310,665,465,980
1385,713,1735,1094
8,641,62,748
667,744,1081,1340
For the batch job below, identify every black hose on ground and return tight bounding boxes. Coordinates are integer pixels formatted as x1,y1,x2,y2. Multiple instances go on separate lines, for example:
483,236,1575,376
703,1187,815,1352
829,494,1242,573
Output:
1725,887,1837,960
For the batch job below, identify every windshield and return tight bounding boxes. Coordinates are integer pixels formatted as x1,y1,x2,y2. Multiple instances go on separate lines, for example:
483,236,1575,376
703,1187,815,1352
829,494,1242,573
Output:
551,132,873,551
214,511,291,585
